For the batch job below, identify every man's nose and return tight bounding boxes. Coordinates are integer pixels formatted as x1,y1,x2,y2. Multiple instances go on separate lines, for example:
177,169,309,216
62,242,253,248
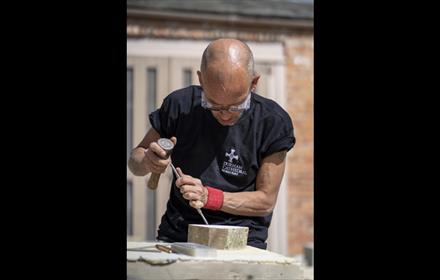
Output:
219,110,232,116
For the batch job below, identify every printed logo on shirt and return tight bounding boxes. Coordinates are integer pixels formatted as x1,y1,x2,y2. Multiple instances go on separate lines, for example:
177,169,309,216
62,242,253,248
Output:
222,148,247,176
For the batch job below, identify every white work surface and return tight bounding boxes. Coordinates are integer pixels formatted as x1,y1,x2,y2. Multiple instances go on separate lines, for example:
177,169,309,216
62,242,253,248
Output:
127,241,305,280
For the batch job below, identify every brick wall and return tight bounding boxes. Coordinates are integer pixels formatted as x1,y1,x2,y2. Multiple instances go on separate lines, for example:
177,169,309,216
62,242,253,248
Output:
128,21,314,255
284,36,314,255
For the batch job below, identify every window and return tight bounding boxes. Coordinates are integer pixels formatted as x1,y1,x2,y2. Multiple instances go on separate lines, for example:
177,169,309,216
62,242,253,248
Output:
127,68,133,162
146,67,157,240
127,181,133,236
183,68,192,87
127,68,133,236
147,68,157,114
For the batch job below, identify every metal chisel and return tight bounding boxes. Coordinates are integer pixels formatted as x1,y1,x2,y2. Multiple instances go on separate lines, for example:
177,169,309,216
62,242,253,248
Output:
170,163,209,225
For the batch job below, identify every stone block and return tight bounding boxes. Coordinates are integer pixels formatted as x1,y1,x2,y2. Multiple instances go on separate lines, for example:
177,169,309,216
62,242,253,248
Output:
188,224,249,249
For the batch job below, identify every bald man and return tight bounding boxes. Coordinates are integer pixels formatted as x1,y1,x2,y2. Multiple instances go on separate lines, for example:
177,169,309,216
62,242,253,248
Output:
128,38,295,249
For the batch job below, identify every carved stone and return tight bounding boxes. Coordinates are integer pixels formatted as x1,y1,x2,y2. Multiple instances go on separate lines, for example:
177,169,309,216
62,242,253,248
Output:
188,224,249,249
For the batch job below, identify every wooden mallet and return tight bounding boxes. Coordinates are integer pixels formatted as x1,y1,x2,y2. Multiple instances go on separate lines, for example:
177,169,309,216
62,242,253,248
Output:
147,138,175,190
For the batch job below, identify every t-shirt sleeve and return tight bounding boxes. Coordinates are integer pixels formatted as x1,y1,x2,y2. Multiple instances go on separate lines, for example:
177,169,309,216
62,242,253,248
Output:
149,95,178,139
260,111,295,159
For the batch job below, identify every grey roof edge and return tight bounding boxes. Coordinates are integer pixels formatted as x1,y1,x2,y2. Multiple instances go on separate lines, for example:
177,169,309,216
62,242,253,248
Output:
127,8,313,30
127,1,313,20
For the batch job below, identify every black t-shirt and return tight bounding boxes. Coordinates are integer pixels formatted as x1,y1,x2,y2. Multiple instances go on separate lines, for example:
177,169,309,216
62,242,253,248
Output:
149,85,295,249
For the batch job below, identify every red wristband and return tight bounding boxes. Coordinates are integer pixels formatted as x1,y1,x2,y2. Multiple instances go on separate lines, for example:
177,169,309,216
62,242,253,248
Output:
203,186,224,210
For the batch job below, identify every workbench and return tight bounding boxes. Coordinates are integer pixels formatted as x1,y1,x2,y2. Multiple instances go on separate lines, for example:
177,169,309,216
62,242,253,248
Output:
127,241,305,280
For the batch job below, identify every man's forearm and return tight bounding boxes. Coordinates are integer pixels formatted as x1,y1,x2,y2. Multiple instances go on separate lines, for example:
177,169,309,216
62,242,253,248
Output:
221,190,276,217
218,151,286,217
128,147,151,176
217,151,286,217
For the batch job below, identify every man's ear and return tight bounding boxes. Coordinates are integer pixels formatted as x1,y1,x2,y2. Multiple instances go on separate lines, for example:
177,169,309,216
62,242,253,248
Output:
197,70,203,87
251,74,261,91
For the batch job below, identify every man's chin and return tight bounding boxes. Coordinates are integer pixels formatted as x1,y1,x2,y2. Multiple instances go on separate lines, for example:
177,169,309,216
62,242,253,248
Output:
217,119,236,126
212,112,243,126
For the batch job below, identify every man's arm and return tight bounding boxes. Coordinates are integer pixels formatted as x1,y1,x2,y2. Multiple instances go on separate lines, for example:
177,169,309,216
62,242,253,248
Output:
176,150,287,217
221,150,287,216
128,128,176,176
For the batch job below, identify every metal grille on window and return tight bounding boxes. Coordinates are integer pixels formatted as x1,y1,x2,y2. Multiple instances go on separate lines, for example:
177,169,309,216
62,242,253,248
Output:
146,68,157,241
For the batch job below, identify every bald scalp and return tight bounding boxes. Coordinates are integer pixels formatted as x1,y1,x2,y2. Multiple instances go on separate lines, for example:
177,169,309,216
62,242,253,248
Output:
200,38,255,81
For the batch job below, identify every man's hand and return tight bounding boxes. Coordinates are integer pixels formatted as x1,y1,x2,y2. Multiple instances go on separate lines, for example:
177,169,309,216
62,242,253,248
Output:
175,167,208,209
128,129,177,176
143,136,177,173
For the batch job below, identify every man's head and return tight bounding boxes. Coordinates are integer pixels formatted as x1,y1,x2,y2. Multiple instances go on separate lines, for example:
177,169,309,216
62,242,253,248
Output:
197,38,260,126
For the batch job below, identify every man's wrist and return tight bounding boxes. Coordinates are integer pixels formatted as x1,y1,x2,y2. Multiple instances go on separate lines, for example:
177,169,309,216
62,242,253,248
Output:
203,186,224,210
